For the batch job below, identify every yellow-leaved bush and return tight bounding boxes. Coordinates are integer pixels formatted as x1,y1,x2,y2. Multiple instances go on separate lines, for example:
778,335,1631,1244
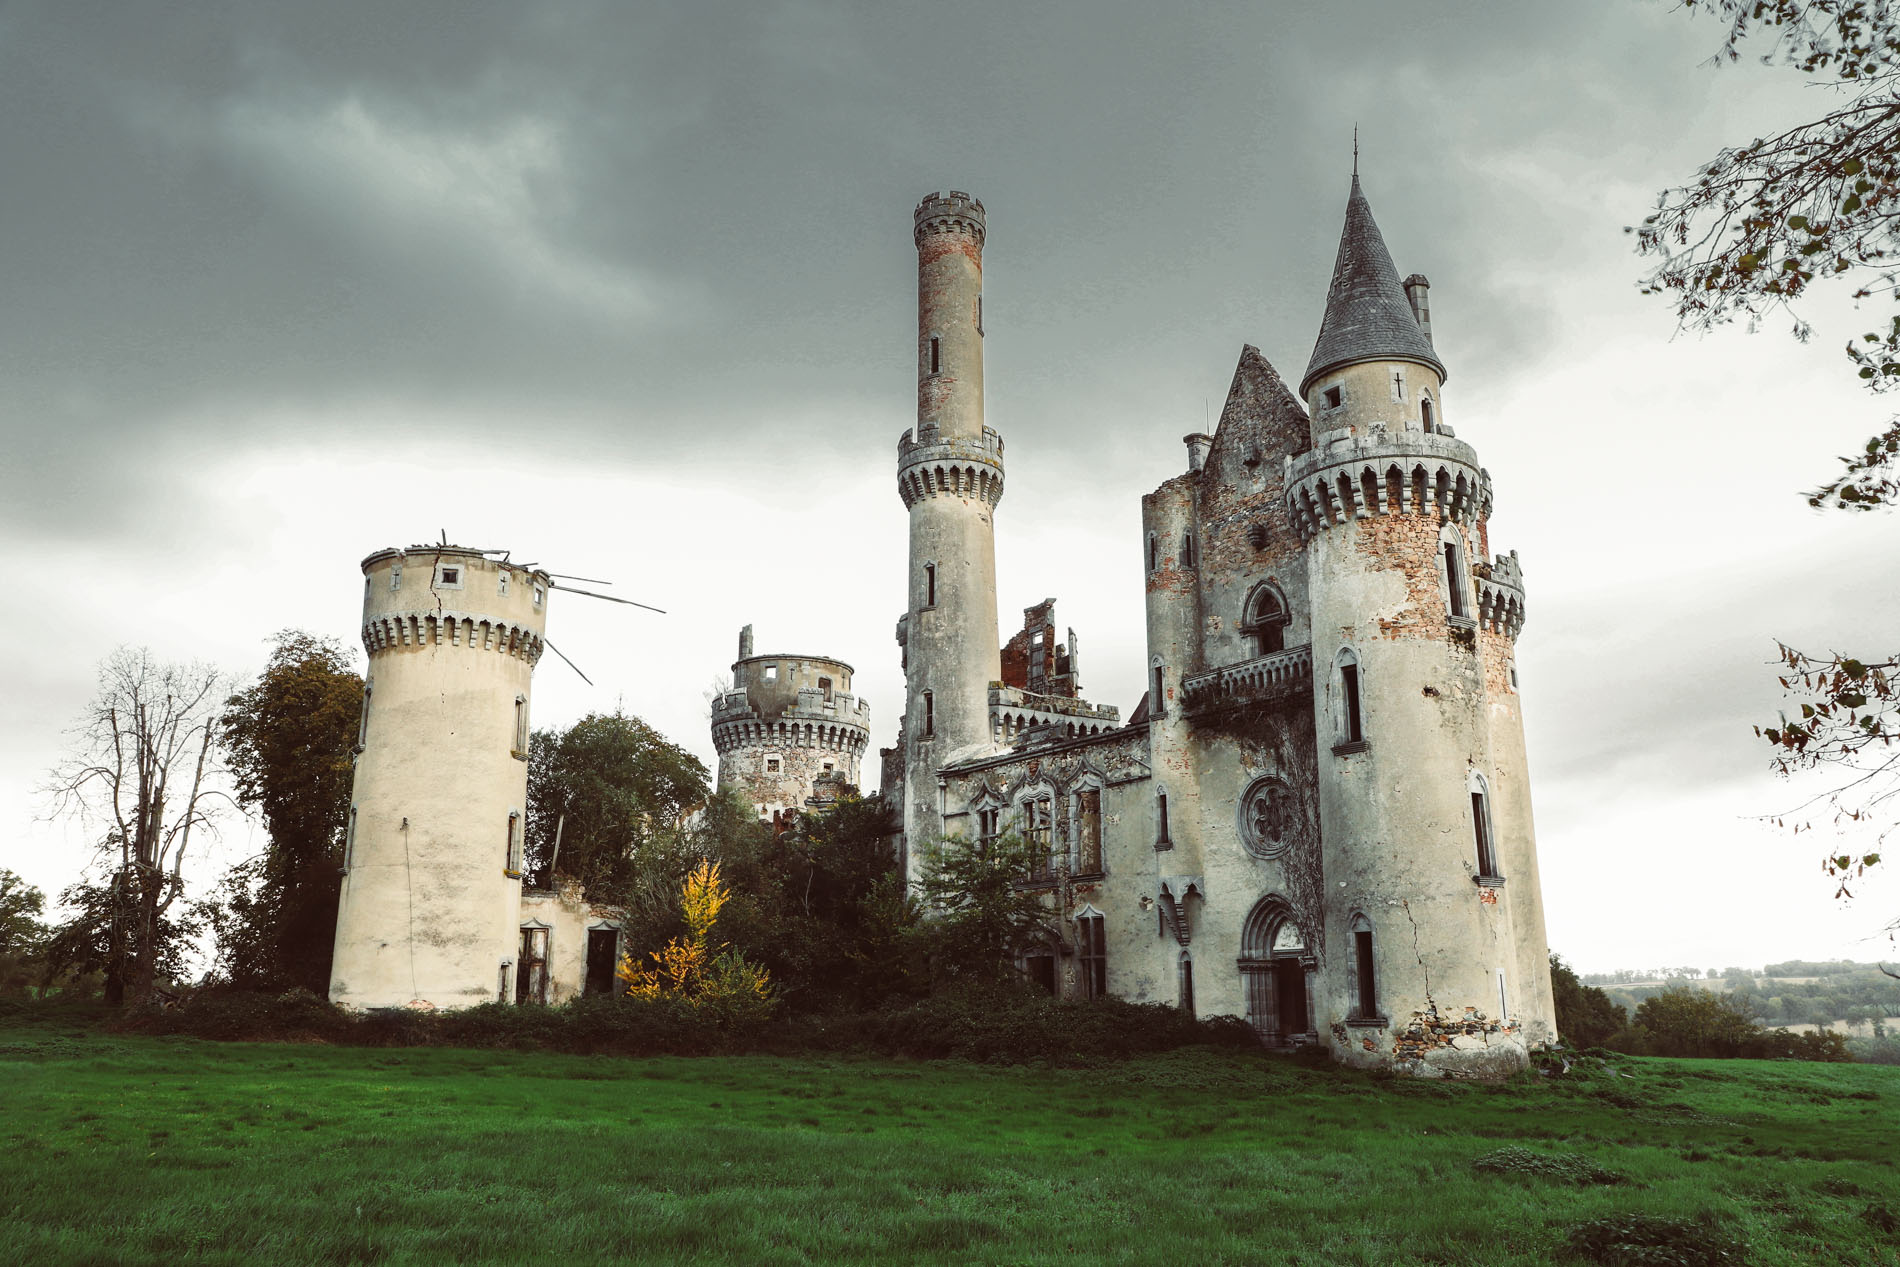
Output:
616,860,774,1023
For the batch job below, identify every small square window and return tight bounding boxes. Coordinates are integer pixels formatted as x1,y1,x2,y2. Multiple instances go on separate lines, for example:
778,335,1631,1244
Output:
532,585,545,609
763,665,778,683
1323,386,1343,409
436,565,462,589
765,756,781,774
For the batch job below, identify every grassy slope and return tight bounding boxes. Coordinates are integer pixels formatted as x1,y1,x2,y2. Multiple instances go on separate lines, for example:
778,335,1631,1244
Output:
2,1021,1897,1266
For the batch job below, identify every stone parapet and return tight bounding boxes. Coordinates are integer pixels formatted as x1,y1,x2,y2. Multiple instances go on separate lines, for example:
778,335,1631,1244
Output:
1476,550,1527,639
990,684,1119,745
897,425,1006,508
1182,644,1314,714
361,610,545,665
1284,426,1492,537
914,190,986,247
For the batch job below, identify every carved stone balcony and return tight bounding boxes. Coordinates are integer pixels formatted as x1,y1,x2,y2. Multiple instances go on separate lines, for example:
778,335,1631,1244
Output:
1182,645,1314,716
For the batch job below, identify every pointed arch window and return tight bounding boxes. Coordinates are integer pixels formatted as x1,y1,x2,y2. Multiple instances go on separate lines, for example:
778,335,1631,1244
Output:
1076,909,1107,999
1420,394,1436,434
1347,912,1385,1025
1241,582,1289,657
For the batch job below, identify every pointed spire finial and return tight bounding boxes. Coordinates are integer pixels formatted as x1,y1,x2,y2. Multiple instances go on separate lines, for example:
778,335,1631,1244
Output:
1352,125,1358,177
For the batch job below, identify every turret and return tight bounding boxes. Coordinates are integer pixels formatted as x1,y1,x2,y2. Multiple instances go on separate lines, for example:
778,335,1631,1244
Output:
1290,175,1553,1073
898,191,1005,877
711,630,871,822
330,546,550,1010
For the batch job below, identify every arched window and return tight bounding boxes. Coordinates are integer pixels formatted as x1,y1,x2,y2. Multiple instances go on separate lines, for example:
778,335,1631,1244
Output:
1349,912,1380,1021
1420,394,1436,433
1469,770,1501,881
1150,657,1167,718
1333,647,1365,750
1075,906,1107,999
1154,783,1172,850
924,562,937,608
1241,582,1289,656
1178,951,1195,1017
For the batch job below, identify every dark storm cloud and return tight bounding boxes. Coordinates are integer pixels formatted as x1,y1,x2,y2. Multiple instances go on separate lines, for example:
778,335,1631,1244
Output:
1,0,1755,548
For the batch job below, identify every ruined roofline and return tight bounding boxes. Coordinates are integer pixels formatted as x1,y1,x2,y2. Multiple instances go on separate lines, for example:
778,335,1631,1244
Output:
730,652,856,676
359,545,550,582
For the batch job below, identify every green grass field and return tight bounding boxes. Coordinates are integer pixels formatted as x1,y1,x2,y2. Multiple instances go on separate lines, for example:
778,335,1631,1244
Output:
3,1018,1897,1265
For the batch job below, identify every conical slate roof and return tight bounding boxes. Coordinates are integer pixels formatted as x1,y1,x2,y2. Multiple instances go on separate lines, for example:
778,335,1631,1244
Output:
1300,174,1446,396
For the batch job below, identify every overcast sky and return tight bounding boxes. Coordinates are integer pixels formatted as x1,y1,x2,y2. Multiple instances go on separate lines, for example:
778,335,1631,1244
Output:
4,0,1897,975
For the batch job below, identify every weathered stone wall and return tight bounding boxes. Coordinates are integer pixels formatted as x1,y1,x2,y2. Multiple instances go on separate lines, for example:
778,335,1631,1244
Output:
712,644,870,819
518,878,624,1005
331,547,550,1011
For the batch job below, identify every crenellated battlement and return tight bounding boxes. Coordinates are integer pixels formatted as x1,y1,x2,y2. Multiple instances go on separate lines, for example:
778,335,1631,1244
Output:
361,610,545,664
1476,550,1527,639
914,191,986,246
1284,426,1493,537
989,684,1120,746
897,424,1006,508
710,709,872,758
710,687,872,731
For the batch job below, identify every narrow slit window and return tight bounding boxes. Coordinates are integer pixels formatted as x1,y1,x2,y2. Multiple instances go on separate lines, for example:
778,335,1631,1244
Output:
1179,954,1195,1017
1420,397,1435,433
1342,663,1363,743
1152,665,1166,717
343,806,358,871
925,563,936,607
1354,924,1377,1018
357,681,373,751
1156,790,1171,846
513,694,529,755
1497,969,1509,1019
1079,915,1107,1000
506,811,523,877
1148,534,1159,572
1472,789,1498,878
930,336,940,374
1181,534,1195,569
923,691,934,738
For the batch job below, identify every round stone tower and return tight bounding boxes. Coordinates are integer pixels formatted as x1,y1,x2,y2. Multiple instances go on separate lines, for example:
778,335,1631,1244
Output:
898,190,1004,877
711,624,872,822
330,545,551,1010
1288,175,1552,1074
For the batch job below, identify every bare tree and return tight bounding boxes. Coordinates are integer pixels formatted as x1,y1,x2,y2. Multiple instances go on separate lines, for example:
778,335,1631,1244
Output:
45,648,232,1004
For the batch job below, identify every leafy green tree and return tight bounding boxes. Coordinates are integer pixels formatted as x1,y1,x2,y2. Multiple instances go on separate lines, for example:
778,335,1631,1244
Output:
1639,3,1900,906
1549,953,1628,1048
40,876,201,999
912,830,1052,990
711,794,917,1010
524,710,709,894
0,870,51,995
210,631,362,992
1629,986,1765,1058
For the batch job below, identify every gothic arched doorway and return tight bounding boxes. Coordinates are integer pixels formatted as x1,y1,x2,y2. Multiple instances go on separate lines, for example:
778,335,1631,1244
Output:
1238,897,1317,1046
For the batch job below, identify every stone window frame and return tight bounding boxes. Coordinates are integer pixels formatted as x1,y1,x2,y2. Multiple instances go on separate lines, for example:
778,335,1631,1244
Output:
1178,949,1196,1017
922,561,938,610
1014,784,1058,880
1146,532,1160,574
516,920,552,1005
1069,777,1105,876
927,331,942,377
1153,782,1172,851
342,805,358,873
532,583,546,610
505,809,524,878
354,679,372,754
762,752,783,775
1074,904,1107,1000
1344,911,1388,1028
1149,655,1167,719
1180,532,1196,570
512,694,529,760
1419,390,1437,434
922,690,934,738
433,561,466,591
1239,580,1291,657
1438,522,1476,628
1236,774,1295,860
1331,645,1368,755
1468,768,1504,885
1321,383,1344,411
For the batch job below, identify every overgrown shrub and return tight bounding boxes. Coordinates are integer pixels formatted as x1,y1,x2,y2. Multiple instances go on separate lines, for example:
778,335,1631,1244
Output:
1471,1146,1624,1186
1565,1212,1745,1266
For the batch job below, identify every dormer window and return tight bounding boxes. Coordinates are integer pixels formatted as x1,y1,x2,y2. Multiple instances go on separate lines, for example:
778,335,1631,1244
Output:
1323,386,1343,409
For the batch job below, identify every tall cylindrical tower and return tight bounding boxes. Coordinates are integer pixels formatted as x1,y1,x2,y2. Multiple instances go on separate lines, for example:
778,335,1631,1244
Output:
711,625,872,821
1288,175,1552,1074
899,191,1004,877
330,546,550,1010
